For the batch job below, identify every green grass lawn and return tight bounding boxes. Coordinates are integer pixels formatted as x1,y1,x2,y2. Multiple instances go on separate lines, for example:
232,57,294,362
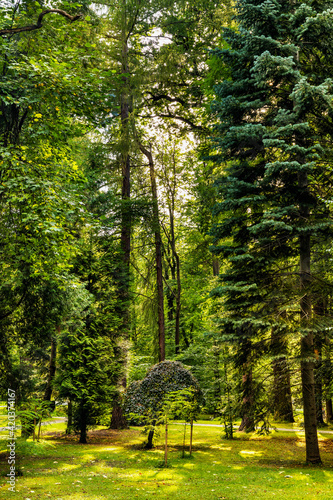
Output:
1,420,333,499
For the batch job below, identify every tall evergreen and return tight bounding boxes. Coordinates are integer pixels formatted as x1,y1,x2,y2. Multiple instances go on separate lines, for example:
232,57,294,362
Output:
210,0,333,463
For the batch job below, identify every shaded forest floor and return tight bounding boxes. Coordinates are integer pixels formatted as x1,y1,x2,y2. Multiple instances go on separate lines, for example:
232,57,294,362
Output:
1,422,333,499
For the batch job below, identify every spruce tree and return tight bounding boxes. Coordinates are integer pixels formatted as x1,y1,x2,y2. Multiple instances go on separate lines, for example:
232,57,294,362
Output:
211,0,333,463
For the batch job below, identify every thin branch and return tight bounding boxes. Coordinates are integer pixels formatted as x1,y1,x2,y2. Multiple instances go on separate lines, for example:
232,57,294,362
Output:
158,113,206,131
148,93,187,106
126,7,140,41
163,275,177,299
0,9,82,36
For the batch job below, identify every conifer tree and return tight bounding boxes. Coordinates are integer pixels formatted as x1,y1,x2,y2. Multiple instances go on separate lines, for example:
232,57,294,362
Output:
211,0,333,463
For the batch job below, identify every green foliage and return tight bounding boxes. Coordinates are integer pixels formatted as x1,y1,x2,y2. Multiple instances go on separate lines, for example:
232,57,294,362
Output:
56,326,118,439
17,398,53,439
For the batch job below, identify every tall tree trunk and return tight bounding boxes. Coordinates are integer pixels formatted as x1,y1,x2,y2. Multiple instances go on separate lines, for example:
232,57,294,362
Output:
145,419,156,449
238,339,255,432
169,209,181,354
119,36,131,362
314,342,324,425
43,328,58,402
212,257,220,276
272,356,294,422
313,301,327,425
271,327,294,422
138,142,165,361
323,336,333,423
111,37,131,428
165,262,175,323
79,409,88,444
238,369,255,432
110,396,128,429
212,343,222,415
299,170,321,464
66,400,73,435
326,399,333,423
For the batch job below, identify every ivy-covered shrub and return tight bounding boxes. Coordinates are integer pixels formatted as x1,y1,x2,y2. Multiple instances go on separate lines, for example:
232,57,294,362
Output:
124,360,202,424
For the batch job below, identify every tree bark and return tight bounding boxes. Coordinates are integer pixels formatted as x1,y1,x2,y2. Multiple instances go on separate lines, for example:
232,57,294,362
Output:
238,339,255,432
169,208,181,354
110,397,128,429
313,301,327,425
212,257,220,276
43,328,58,402
119,36,131,350
271,327,294,422
212,344,222,415
0,9,82,36
79,405,88,444
165,260,175,323
164,418,168,466
111,36,132,427
272,355,294,422
314,342,324,425
326,399,333,423
190,419,193,455
66,400,73,435
145,420,156,449
138,142,165,361
299,170,321,463
323,336,333,423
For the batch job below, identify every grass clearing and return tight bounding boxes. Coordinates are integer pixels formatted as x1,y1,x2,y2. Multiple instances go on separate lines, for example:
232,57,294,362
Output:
1,421,333,499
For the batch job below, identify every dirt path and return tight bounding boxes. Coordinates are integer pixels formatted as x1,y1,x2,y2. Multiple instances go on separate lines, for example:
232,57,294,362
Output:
175,422,333,434
1,418,333,435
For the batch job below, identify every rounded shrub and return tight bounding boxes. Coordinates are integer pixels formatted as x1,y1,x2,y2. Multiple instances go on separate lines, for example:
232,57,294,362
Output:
124,360,202,423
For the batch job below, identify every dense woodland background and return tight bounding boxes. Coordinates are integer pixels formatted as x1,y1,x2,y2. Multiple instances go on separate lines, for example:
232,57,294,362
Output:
2,0,333,465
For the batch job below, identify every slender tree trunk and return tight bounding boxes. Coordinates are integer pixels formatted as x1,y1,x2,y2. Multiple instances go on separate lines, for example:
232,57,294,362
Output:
145,419,156,449
326,399,333,422
182,422,186,458
238,368,255,432
212,257,220,276
314,342,324,425
299,170,321,464
190,418,193,456
66,400,73,435
111,37,132,428
164,418,168,466
169,209,181,354
138,142,165,361
238,339,255,432
37,420,42,441
323,336,333,423
212,344,222,415
33,413,36,441
44,328,58,402
119,36,131,357
271,327,294,422
164,246,175,352
313,301,326,425
272,356,294,422
79,405,88,444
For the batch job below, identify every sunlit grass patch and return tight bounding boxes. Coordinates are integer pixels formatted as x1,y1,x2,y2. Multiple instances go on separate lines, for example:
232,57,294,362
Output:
1,424,333,499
